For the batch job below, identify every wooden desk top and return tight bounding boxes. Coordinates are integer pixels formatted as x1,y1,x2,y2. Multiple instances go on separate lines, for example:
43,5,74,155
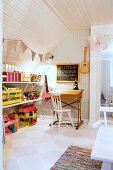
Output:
50,89,83,95
50,89,83,101
91,126,113,163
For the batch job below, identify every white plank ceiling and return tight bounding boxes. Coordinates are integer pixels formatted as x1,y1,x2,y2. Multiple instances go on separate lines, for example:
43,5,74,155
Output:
3,0,113,53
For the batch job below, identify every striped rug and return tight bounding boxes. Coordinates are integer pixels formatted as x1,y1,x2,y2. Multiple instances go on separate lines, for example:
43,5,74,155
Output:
50,146,102,170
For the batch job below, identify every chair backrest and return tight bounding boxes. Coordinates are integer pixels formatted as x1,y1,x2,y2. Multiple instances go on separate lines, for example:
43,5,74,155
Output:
50,92,62,110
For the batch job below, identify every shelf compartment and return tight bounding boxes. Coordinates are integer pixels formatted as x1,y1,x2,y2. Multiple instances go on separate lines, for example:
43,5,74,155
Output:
2,89,22,106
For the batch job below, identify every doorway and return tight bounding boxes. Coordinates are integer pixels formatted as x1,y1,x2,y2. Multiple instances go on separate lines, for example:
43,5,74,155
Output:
100,39,113,120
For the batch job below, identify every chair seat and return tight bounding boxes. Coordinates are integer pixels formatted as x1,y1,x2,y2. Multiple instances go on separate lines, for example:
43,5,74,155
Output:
54,109,71,112
50,92,74,130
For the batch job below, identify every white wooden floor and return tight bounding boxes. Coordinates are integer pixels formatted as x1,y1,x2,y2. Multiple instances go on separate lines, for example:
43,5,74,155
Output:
3,117,97,170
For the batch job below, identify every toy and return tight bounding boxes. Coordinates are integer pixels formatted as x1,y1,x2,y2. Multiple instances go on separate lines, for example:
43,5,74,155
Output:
2,89,22,106
8,113,19,129
24,91,40,100
4,115,15,134
73,80,78,90
30,74,42,82
22,95,27,101
18,104,38,127
19,73,30,82
13,120,18,132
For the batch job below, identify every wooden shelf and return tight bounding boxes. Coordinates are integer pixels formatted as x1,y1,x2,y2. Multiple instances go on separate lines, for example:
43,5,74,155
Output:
2,82,43,84
2,98,42,109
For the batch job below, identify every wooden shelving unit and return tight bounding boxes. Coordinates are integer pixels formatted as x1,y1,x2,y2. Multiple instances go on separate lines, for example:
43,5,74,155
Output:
2,81,43,109
2,81,43,84
2,98,42,109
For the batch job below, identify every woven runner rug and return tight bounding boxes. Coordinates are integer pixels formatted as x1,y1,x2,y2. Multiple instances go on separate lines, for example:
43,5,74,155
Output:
50,146,102,170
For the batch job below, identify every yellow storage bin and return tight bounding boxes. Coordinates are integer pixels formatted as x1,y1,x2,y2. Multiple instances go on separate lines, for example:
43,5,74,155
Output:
2,89,22,106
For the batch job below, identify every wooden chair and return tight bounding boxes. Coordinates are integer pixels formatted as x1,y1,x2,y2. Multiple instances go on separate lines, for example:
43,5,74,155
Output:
50,92,74,130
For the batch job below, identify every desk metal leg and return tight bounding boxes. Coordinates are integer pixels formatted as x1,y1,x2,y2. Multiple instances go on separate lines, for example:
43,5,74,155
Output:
78,101,79,122
80,100,81,121
49,100,84,129
64,99,83,129
74,100,83,129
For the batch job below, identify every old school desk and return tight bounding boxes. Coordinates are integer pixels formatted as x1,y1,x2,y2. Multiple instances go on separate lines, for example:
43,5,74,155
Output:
50,89,84,129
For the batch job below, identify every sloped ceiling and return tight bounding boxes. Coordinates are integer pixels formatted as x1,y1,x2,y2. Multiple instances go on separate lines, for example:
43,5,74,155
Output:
3,0,69,54
3,0,113,54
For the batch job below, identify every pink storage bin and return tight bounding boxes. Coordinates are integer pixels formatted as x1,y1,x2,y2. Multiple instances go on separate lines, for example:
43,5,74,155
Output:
2,72,7,82
7,72,11,82
14,72,19,82
11,72,14,82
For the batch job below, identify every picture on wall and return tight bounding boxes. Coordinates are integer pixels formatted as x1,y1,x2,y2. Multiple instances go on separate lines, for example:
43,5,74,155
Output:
56,63,80,82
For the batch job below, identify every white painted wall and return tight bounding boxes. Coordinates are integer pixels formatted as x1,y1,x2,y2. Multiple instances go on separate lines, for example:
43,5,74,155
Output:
37,30,90,120
90,24,113,124
0,1,3,169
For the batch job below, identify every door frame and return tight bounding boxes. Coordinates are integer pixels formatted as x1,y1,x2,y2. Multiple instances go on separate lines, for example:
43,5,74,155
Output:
0,1,3,169
89,25,113,125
